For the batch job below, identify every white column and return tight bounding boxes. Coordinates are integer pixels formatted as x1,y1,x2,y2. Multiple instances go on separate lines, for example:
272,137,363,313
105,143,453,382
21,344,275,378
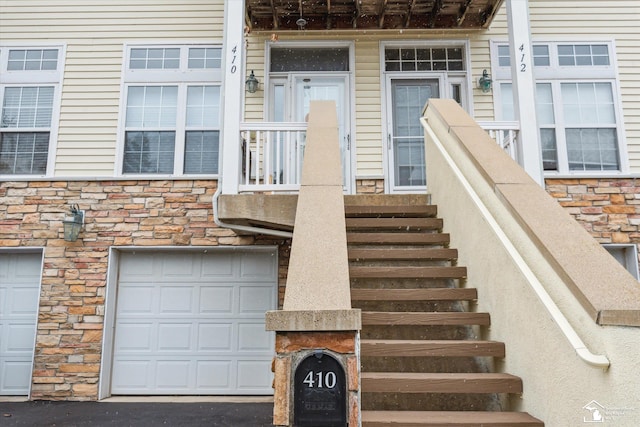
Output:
220,0,245,195
506,0,544,186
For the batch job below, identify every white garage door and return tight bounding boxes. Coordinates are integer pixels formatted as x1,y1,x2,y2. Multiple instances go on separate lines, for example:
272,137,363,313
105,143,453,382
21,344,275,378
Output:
111,250,277,395
0,252,41,395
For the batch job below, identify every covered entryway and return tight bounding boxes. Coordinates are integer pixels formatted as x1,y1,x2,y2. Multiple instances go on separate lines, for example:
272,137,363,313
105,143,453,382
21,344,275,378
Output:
0,252,41,396
109,249,277,395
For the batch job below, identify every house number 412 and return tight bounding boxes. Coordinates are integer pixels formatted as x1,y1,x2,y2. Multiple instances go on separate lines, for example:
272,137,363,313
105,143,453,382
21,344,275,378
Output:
303,371,337,388
518,44,528,72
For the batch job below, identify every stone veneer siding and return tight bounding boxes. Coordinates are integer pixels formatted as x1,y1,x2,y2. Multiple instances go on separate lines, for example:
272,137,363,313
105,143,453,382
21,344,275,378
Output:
0,180,291,400
545,178,640,263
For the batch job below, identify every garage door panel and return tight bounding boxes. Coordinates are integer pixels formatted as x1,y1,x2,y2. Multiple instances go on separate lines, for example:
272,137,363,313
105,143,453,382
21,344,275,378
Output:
198,323,232,351
112,360,151,391
239,286,275,313
201,253,234,277
159,287,194,314
156,361,191,389
237,360,272,390
238,323,272,352
5,323,37,353
0,360,33,393
239,252,276,278
0,253,40,396
117,286,154,314
199,287,233,313
112,250,276,395
158,323,193,351
119,254,155,277
114,323,153,352
196,361,232,388
161,254,198,277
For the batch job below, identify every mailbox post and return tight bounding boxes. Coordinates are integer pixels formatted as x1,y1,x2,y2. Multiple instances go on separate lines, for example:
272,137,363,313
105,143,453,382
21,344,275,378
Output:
294,351,347,427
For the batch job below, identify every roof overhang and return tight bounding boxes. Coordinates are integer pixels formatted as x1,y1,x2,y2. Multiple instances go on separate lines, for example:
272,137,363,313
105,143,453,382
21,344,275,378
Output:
246,0,504,31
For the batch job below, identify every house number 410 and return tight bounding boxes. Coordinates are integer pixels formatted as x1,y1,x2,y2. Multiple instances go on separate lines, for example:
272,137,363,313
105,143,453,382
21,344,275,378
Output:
303,371,337,388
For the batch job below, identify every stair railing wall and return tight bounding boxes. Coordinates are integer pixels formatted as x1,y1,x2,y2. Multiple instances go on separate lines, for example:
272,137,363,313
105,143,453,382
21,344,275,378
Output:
421,99,640,426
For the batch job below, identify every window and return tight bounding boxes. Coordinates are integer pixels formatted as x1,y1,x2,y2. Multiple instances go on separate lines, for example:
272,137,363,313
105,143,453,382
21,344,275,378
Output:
385,47,464,72
492,41,624,174
1,47,62,176
120,45,222,176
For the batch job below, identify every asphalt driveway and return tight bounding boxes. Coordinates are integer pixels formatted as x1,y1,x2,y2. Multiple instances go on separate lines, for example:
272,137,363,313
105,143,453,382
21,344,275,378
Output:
0,401,274,427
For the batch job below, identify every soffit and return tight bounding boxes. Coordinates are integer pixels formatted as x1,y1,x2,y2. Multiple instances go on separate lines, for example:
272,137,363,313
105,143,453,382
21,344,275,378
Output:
246,0,504,31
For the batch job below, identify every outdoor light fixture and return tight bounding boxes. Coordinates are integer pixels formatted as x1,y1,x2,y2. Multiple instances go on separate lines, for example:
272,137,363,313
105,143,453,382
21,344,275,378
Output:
478,69,492,93
245,70,259,93
63,204,84,242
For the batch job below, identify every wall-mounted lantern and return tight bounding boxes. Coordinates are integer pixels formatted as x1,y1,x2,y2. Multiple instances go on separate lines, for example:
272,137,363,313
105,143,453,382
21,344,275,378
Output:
245,70,259,93
478,69,492,93
63,204,84,242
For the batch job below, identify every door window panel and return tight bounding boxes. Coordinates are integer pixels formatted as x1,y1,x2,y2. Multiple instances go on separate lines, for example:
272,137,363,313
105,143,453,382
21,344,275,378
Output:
391,81,437,187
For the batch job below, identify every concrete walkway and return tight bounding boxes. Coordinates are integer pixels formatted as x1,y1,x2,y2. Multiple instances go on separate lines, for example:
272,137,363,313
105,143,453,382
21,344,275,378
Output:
0,401,274,427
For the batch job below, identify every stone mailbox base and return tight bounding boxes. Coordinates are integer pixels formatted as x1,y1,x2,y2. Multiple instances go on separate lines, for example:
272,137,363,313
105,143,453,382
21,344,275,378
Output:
272,331,360,426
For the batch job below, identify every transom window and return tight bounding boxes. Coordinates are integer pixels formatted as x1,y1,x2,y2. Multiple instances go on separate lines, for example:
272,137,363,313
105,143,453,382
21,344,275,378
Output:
385,47,464,72
120,45,221,176
492,41,624,173
8,49,58,71
1,47,62,176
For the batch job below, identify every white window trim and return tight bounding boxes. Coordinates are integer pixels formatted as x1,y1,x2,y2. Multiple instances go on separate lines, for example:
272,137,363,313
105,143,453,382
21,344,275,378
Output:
380,39,472,193
116,43,222,178
0,44,66,178
489,39,629,176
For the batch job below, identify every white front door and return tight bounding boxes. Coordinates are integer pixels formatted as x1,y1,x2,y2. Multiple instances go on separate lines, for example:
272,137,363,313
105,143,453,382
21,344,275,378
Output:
0,252,41,396
270,74,352,192
110,250,277,395
387,78,440,192
293,75,351,191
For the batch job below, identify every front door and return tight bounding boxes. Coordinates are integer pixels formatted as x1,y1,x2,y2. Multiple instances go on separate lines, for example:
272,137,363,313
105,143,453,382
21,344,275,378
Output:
294,75,351,191
270,74,352,192
387,78,440,192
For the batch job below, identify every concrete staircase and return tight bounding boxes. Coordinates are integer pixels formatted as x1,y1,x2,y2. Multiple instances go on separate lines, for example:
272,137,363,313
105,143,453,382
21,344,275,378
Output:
346,195,544,427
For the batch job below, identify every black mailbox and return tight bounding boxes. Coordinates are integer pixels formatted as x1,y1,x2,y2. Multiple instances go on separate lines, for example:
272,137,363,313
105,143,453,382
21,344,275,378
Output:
293,351,347,427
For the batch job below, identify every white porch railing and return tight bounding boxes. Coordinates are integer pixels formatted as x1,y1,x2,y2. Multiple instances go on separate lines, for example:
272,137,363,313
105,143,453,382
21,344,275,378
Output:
478,121,521,165
239,122,307,193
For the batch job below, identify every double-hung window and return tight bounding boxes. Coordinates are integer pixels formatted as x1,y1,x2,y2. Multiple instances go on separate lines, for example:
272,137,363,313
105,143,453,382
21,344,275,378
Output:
120,45,222,175
491,41,625,174
0,47,63,175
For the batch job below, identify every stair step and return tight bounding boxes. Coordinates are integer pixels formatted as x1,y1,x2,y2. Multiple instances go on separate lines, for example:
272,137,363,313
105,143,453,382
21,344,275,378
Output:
361,410,544,426
361,339,505,357
350,266,466,279
361,372,522,394
348,247,458,261
347,232,449,245
346,217,443,230
351,288,477,301
345,205,437,217
362,311,490,326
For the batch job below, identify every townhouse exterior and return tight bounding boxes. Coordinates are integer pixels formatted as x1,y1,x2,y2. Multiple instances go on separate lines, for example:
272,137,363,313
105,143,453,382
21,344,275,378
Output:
1,0,639,421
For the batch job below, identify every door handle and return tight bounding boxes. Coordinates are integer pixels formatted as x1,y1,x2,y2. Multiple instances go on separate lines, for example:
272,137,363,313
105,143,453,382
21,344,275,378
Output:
387,134,391,150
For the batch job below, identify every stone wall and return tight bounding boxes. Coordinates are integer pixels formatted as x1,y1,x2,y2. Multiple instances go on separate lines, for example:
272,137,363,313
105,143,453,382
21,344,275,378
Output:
545,178,640,259
0,180,290,400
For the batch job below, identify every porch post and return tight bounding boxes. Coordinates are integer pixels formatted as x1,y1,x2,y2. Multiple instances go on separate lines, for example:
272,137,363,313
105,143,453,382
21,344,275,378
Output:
220,0,245,195
506,0,544,185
